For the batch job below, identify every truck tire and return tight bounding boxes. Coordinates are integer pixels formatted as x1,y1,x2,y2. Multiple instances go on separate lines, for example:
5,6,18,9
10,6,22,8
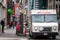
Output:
29,34,32,37
33,35,36,38
52,36,56,39
29,32,32,37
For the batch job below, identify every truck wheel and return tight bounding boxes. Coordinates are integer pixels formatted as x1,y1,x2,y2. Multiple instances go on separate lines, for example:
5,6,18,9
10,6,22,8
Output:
29,32,32,38
52,36,56,39
33,35,36,39
29,33,32,37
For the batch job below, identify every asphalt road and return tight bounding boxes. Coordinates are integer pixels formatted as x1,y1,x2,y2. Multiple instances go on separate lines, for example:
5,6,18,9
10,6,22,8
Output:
28,36,60,40
0,27,60,40
0,35,60,40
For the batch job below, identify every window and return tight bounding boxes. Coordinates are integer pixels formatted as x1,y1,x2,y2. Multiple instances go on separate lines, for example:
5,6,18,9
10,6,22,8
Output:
56,5,58,8
32,14,44,22
59,5,60,8
32,14,57,23
38,0,48,9
56,0,60,1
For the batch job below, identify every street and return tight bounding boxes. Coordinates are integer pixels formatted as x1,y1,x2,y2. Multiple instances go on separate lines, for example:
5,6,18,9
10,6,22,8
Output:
0,27,60,40
0,0,60,40
0,35,60,40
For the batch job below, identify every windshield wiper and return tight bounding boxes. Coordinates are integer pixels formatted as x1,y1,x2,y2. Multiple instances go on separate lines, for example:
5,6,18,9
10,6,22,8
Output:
35,21,43,22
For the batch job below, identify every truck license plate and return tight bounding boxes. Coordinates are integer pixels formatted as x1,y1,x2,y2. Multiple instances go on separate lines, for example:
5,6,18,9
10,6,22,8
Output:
44,33,47,35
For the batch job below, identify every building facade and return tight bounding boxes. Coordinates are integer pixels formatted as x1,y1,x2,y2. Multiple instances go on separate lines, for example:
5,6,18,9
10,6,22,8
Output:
29,0,60,18
48,0,60,18
0,0,7,26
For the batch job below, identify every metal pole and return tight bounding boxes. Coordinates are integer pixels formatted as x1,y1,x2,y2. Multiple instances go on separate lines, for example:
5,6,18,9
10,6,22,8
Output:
28,0,30,14
55,0,56,9
31,0,32,9
48,0,49,9
5,0,7,28
23,0,26,35
34,0,35,9
58,0,59,14
52,0,53,9
28,0,31,33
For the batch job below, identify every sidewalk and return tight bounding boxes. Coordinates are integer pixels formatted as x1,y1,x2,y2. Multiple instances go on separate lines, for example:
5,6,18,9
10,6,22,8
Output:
4,27,16,34
0,27,19,38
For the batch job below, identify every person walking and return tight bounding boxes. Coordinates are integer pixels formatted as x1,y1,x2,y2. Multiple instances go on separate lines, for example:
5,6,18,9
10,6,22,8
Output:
16,22,20,34
9,21,13,29
1,18,5,33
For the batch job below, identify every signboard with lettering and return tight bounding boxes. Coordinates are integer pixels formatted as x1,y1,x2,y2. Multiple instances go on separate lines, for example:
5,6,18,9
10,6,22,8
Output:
31,10,56,14
15,3,20,17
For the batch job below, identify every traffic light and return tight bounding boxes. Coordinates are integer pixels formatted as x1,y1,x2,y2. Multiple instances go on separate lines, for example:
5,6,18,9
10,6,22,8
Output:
7,0,14,15
7,8,13,15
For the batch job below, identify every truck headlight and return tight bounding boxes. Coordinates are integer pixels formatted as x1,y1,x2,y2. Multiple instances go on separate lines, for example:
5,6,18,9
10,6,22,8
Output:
34,27,37,30
53,26,57,30
34,27,38,31
40,27,43,31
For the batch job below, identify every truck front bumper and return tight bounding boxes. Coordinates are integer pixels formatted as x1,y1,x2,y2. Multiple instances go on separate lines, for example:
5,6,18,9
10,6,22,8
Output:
32,32,58,37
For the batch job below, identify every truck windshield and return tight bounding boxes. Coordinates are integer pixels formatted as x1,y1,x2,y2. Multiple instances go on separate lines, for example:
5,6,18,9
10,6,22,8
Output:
32,14,57,23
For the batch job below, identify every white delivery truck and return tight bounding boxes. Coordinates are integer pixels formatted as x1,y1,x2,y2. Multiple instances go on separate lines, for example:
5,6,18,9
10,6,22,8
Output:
29,10,58,39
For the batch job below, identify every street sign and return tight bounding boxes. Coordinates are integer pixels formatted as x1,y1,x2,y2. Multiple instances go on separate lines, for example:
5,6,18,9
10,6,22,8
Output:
15,4,20,17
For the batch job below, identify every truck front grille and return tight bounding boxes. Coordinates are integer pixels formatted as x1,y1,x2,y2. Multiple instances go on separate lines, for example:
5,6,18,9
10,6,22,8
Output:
43,27,52,32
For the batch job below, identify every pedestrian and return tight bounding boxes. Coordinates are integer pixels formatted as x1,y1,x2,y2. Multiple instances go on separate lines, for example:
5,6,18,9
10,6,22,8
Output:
12,16,15,29
1,18,5,33
16,22,20,34
9,21,13,28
